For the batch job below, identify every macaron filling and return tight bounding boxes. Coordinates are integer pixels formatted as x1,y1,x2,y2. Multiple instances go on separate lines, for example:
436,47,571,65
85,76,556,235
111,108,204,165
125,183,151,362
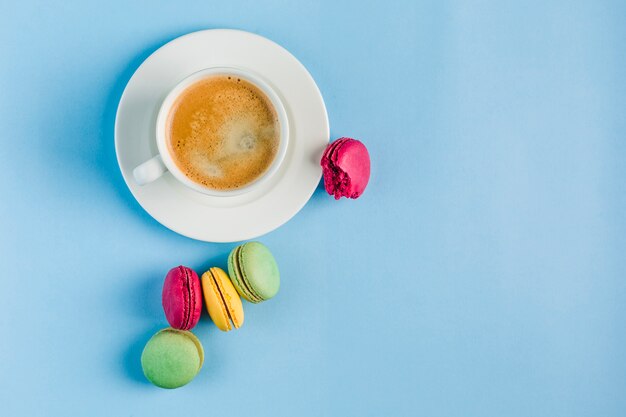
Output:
322,140,352,199
181,267,194,330
207,269,238,329
202,267,245,332
323,160,352,199
237,246,266,302
232,245,263,303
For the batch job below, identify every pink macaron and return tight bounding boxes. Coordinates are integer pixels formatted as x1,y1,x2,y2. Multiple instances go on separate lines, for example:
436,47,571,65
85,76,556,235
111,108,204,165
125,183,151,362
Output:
162,266,202,331
321,137,371,199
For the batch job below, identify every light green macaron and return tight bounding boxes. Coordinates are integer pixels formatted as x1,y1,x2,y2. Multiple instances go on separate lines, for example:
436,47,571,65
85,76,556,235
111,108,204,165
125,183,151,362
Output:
141,328,204,389
227,241,280,303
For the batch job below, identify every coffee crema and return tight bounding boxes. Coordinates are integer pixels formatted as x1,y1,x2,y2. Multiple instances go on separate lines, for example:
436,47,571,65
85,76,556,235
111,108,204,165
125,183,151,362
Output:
166,75,280,191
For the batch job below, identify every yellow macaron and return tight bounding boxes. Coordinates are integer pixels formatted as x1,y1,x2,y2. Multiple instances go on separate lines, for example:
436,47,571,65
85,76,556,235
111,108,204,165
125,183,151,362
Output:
201,267,244,332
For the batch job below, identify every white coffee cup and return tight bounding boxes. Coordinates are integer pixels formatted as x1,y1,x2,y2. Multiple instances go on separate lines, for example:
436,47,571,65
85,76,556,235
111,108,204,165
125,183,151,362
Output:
133,67,289,197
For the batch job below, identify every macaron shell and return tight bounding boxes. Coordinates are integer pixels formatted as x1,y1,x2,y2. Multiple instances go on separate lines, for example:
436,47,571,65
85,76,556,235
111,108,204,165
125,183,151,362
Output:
239,242,280,302
321,138,351,199
327,138,350,163
228,246,263,303
321,137,348,163
201,267,244,331
141,328,204,389
187,330,205,368
211,267,244,329
321,138,370,199
162,266,203,330
334,139,370,197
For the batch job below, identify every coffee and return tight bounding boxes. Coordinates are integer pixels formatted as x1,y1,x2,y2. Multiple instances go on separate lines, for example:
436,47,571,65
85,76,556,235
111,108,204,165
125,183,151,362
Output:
166,75,280,191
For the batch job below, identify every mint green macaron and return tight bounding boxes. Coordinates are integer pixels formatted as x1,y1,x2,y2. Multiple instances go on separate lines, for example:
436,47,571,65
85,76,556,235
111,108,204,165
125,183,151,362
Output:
141,328,204,389
227,242,280,303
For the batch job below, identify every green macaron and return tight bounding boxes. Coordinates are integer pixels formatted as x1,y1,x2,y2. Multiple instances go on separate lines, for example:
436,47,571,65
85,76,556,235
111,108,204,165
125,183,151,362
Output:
227,241,280,303
141,328,204,389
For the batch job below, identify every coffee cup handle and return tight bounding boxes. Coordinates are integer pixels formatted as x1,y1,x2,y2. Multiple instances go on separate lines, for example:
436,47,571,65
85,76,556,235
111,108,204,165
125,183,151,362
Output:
133,155,167,185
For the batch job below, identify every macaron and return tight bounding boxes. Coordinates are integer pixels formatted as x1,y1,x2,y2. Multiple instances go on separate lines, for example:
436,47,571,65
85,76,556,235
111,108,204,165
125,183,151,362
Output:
201,267,244,331
320,137,370,199
141,328,204,389
228,242,280,303
162,266,202,330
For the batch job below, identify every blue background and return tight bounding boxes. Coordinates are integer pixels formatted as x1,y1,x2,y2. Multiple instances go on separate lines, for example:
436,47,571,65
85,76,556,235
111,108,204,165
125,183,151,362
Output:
1,1,625,416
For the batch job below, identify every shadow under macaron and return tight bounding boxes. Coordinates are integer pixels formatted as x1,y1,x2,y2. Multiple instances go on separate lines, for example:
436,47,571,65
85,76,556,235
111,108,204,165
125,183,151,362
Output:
190,317,223,384
195,250,234,276
123,323,165,386
119,270,164,321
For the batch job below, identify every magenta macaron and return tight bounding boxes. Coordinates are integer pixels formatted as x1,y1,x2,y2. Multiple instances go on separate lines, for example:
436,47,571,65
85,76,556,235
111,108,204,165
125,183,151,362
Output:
162,266,202,331
321,137,371,199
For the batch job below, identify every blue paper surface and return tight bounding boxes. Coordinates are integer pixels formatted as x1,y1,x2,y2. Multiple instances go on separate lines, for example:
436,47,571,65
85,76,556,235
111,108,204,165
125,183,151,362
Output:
1,1,625,416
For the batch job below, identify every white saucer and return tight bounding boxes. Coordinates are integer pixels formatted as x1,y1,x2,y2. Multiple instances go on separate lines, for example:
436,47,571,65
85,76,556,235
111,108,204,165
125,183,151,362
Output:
115,29,329,242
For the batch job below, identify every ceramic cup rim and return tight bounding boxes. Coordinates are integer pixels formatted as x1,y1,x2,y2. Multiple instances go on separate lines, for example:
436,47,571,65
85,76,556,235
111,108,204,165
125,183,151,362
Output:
155,66,290,197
